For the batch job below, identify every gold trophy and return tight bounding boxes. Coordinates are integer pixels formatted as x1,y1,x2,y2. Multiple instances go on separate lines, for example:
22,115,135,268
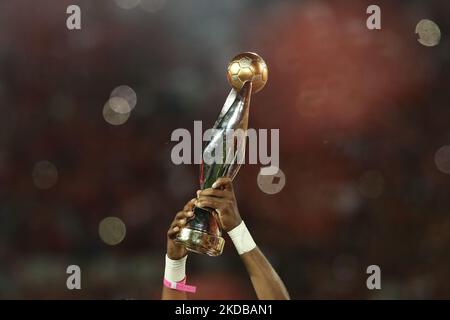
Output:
175,52,268,256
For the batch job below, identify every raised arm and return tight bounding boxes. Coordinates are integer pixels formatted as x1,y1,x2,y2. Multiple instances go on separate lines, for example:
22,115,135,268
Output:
238,247,290,300
161,198,196,300
196,178,290,300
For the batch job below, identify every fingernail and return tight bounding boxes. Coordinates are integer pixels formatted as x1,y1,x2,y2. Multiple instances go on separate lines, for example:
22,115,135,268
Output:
187,211,193,217
212,182,218,189
173,226,179,231
196,190,201,197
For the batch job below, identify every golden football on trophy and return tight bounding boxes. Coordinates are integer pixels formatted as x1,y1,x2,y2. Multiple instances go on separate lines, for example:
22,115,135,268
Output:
226,52,268,94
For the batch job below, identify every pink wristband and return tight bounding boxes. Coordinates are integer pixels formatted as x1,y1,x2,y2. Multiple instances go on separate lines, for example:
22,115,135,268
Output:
163,277,197,293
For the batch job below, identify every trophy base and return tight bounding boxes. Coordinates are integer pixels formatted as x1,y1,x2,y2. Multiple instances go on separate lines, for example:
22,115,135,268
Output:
176,227,225,257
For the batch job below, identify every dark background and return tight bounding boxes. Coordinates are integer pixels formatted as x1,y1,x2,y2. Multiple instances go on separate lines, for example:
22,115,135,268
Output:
0,0,449,299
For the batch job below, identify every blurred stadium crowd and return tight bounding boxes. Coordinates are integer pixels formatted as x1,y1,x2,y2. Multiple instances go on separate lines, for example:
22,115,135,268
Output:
0,0,449,298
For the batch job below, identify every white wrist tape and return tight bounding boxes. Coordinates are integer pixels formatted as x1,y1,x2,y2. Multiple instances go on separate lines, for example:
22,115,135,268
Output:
227,221,256,255
164,254,187,283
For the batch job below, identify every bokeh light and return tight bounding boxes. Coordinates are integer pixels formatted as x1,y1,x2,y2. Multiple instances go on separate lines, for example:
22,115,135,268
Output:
99,217,127,246
103,99,131,125
110,85,137,112
108,96,131,114
334,184,362,217
32,161,58,190
434,145,450,174
416,19,441,47
257,167,286,195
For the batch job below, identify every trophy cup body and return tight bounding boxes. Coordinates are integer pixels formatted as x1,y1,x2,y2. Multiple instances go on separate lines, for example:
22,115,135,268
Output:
175,52,267,256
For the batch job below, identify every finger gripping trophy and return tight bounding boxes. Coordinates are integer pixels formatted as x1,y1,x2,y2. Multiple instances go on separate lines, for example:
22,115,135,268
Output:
175,52,268,256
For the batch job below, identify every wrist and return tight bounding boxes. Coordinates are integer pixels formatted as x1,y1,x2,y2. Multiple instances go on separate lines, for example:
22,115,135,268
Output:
166,251,187,260
225,216,242,232
227,220,256,255
166,240,187,260
164,254,187,283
